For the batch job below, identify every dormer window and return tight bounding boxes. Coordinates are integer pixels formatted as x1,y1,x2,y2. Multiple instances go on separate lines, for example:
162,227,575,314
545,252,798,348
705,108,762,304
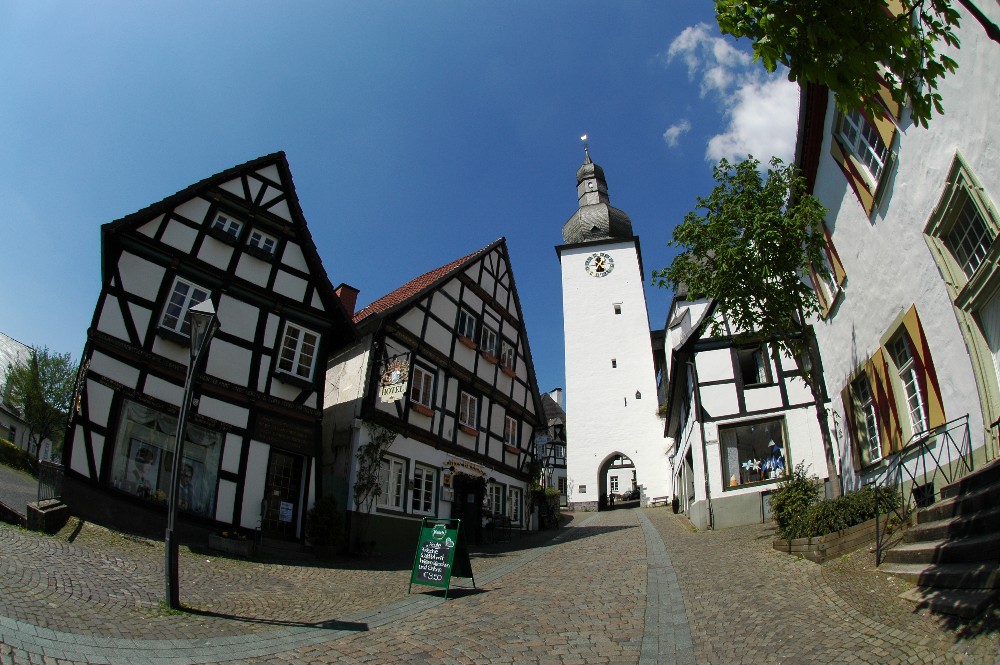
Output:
212,213,242,239
248,229,277,255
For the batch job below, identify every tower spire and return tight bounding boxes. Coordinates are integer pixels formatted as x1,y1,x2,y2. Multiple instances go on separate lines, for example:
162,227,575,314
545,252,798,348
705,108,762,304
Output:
581,134,592,164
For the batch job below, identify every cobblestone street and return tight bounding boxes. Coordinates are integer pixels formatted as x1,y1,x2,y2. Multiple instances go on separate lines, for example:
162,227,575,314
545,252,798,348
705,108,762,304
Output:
1,505,998,664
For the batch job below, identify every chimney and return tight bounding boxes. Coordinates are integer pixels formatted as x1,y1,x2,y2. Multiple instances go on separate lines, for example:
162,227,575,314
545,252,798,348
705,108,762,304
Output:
335,283,360,318
549,388,563,407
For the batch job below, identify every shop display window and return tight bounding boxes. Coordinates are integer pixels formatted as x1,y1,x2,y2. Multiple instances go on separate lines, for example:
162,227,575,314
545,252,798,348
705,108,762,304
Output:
720,417,787,488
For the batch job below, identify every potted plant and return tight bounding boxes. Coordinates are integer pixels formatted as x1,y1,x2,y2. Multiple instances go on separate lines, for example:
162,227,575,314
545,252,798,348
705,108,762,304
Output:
208,529,255,557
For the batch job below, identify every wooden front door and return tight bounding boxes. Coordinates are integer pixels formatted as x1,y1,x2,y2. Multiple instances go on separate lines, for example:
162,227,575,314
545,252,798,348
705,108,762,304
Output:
261,450,303,540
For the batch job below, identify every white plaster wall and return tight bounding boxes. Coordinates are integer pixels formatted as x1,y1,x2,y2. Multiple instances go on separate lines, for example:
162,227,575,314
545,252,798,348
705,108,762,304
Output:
137,216,162,239
256,164,281,185
217,296,260,341
215,479,237,523
699,383,739,416
272,270,308,302
69,424,91,477
784,375,813,407
235,254,270,288
205,339,252,387
425,318,451,356
128,303,152,340
172,197,210,224
397,308,424,337
95,300,129,342
90,351,140,388
324,340,371,407
150,337,189,367
240,440,270,528
143,375,182,407
159,219,197,254
280,242,309,273
269,199,292,222
117,252,165,302
198,395,249,429
219,178,244,200
694,348,732,383
221,432,242,474
85,380,115,428
811,5,999,459
562,239,672,504
743,385,783,412
197,238,235,273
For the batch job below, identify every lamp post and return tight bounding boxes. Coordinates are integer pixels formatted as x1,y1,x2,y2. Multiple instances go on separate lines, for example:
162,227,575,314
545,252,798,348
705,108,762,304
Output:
164,299,219,609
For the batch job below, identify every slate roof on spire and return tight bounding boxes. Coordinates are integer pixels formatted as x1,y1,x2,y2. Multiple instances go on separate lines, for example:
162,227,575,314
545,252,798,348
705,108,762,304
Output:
562,153,633,244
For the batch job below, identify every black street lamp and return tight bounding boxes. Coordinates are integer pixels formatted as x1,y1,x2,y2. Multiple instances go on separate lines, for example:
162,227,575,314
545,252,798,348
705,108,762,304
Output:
164,299,219,609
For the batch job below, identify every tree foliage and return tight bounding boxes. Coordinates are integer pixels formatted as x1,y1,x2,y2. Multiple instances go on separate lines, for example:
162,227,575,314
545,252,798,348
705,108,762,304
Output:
350,421,398,553
715,0,962,127
653,156,826,360
4,346,76,458
654,156,842,496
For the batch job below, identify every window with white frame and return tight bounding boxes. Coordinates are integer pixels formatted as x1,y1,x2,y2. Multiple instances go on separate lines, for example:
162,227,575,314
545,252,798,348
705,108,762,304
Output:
610,475,619,493
212,213,242,239
888,333,928,437
278,323,320,380
411,464,435,514
480,324,499,356
507,486,522,523
378,457,405,510
247,229,277,255
457,308,478,341
459,391,477,429
409,364,434,409
160,277,211,336
500,340,515,371
488,482,503,514
835,108,889,185
852,374,883,465
504,415,518,447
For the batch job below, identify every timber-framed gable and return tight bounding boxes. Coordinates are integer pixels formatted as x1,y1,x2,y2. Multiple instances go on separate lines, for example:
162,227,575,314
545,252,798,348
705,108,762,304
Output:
63,152,355,543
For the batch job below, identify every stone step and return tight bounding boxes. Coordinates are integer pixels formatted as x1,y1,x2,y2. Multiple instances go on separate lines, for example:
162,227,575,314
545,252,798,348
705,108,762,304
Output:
883,531,1000,565
904,504,1000,542
940,458,1000,501
878,561,1000,590
898,587,998,618
917,481,1000,525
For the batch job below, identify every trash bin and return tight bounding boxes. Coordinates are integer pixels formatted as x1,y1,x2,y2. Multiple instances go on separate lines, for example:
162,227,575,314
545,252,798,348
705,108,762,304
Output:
671,497,680,514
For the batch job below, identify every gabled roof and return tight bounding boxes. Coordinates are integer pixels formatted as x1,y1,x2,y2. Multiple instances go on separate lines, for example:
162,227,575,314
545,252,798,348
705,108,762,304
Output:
99,152,355,346
353,238,503,327
540,392,565,427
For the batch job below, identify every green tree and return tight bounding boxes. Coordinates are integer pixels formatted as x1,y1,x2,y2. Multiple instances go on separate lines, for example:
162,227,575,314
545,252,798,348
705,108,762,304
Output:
4,346,77,460
351,421,398,554
653,156,842,497
714,0,963,127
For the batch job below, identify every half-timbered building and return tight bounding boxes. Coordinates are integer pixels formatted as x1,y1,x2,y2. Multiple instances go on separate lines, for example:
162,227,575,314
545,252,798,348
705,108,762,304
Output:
661,289,831,530
323,238,544,553
63,152,355,542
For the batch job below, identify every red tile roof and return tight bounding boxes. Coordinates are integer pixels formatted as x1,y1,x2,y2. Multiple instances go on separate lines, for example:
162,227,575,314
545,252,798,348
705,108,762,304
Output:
353,239,503,325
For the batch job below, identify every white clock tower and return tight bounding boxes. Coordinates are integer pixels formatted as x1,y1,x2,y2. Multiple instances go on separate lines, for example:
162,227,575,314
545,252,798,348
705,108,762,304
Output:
557,147,671,509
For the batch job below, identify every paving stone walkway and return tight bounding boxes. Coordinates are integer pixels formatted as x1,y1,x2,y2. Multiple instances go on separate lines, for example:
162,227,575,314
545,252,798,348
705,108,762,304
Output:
1,504,997,664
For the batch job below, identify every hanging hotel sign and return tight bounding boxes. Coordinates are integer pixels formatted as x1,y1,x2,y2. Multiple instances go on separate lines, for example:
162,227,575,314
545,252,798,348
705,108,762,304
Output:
379,354,410,403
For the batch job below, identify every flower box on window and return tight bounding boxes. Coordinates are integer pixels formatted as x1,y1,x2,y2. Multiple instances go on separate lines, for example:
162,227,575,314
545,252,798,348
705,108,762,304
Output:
458,335,478,350
482,351,498,364
501,366,516,378
411,403,434,417
459,424,477,436
504,444,519,455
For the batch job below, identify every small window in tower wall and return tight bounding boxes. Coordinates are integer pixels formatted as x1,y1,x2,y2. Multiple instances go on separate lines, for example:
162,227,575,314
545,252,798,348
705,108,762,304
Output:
578,485,587,494
612,359,617,368
614,303,622,315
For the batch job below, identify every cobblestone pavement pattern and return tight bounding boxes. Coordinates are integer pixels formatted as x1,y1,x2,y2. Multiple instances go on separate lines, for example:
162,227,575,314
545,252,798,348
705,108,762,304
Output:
1,504,998,664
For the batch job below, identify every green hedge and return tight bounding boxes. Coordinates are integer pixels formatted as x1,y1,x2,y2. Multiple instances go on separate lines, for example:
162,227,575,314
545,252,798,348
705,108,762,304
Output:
785,485,901,540
0,438,38,476
770,462,902,540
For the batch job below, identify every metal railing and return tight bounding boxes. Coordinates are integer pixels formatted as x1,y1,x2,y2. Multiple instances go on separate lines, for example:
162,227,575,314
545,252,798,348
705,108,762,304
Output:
37,461,64,503
873,414,972,565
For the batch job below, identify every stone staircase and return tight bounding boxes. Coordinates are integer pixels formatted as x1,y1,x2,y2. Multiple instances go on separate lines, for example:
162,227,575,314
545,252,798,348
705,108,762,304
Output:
878,458,1000,618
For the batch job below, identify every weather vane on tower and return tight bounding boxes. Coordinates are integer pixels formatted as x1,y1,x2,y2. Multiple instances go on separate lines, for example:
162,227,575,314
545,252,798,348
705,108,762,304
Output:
580,133,590,161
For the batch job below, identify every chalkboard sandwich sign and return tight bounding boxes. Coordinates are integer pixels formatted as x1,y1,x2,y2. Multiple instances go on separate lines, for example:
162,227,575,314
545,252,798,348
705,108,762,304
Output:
408,518,475,599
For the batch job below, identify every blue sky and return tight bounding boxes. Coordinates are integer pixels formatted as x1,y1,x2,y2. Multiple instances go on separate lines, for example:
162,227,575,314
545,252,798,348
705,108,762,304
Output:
1,1,798,398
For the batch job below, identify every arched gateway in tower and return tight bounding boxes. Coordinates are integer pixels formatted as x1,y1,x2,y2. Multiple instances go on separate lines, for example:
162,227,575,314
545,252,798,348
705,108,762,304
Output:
556,148,672,510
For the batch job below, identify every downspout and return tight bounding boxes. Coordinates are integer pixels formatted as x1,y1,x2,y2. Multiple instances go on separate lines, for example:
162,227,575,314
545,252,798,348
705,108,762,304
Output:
688,359,714,530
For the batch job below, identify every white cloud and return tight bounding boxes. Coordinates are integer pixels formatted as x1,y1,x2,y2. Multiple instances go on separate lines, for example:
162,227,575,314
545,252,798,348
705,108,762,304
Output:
663,119,692,147
662,23,798,164
706,76,799,163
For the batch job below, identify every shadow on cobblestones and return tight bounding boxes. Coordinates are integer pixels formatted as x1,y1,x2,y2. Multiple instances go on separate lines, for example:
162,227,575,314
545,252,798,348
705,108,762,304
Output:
181,606,371,631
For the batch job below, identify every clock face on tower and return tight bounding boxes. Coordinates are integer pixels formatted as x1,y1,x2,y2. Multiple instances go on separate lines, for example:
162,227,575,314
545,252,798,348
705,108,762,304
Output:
584,252,614,278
